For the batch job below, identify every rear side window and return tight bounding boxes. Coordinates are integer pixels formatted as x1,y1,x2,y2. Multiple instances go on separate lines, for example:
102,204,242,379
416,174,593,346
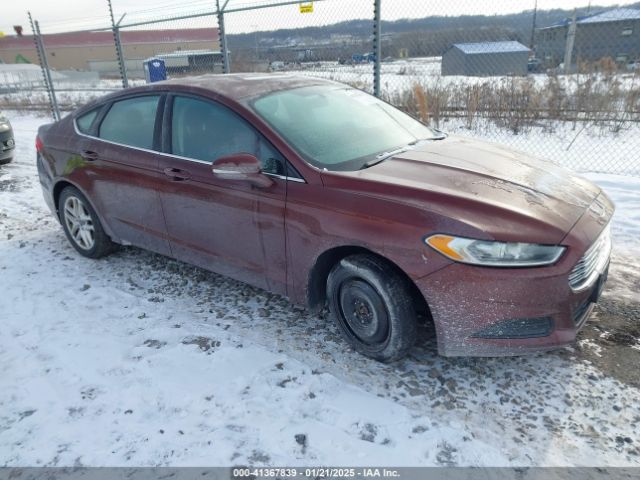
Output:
99,96,160,149
76,108,99,134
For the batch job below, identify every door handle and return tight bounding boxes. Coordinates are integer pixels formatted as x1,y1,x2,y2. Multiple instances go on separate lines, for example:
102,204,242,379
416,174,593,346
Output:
163,167,191,181
81,150,99,161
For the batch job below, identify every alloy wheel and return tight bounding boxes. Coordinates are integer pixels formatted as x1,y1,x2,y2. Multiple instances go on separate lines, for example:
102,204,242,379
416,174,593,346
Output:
63,195,95,250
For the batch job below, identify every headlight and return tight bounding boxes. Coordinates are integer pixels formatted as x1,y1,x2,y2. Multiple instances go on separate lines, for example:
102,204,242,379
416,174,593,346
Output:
425,234,566,267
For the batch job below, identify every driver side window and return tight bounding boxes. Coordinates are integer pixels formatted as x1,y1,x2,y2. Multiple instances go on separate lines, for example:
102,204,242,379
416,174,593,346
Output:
171,95,284,175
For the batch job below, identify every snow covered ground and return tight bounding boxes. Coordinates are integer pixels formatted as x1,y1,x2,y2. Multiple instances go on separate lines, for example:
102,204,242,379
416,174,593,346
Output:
0,112,639,467
292,57,640,100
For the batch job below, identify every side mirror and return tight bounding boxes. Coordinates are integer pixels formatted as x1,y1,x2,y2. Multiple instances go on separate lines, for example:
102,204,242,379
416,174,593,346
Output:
211,153,273,188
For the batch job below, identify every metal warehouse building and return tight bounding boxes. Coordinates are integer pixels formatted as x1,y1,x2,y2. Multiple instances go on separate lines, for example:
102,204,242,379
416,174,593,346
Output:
441,41,530,76
536,7,640,67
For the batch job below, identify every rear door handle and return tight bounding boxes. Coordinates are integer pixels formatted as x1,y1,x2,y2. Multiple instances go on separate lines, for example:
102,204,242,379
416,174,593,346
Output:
163,167,191,181
81,150,99,161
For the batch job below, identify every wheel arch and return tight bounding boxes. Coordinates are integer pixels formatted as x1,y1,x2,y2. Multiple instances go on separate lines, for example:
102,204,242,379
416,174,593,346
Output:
306,245,431,321
52,179,117,240
52,180,75,219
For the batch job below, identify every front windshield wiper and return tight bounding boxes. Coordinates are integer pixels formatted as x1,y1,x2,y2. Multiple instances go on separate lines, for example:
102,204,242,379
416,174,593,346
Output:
361,136,446,169
431,129,447,140
362,145,412,169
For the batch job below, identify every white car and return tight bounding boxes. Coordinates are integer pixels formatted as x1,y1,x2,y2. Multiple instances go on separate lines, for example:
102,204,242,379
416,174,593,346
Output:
0,112,15,164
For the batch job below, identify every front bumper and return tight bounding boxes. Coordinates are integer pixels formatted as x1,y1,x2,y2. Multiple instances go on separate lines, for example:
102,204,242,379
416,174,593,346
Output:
418,260,608,356
0,130,15,161
417,194,613,357
36,152,57,217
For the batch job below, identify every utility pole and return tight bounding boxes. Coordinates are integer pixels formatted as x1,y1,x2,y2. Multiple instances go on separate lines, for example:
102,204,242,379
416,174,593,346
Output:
252,24,259,61
563,10,577,74
529,0,538,52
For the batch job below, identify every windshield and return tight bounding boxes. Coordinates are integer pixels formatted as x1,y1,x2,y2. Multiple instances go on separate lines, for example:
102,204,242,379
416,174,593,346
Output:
250,85,439,171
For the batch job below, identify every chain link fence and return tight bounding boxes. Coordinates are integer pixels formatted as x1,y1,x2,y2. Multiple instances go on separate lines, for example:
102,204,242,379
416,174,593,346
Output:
375,1,640,176
117,11,224,85
1,0,639,175
223,0,376,92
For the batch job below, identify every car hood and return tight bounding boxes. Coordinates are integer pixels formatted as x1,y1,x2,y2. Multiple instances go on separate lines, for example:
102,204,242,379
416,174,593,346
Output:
323,136,602,243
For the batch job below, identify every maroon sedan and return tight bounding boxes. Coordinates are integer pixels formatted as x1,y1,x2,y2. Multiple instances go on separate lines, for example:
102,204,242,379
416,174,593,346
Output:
36,74,613,361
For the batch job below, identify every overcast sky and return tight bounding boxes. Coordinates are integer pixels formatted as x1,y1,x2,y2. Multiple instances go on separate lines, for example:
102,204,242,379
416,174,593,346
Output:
0,0,632,36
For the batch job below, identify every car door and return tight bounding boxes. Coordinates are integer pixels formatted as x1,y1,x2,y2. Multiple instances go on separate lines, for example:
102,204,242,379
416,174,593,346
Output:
78,94,171,256
157,94,288,294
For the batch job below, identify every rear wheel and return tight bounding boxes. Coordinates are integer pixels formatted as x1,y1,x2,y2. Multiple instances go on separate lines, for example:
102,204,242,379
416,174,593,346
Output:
327,254,417,362
58,186,116,258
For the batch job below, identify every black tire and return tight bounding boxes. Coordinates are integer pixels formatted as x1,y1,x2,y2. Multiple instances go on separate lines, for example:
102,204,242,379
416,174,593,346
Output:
58,186,116,259
0,157,12,165
327,254,417,362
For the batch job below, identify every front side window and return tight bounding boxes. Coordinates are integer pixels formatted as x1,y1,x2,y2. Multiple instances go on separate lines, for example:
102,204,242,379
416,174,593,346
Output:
99,96,160,149
250,85,438,171
171,95,284,175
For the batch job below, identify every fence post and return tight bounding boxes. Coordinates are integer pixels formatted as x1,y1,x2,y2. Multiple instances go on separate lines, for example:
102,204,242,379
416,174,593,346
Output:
373,0,382,97
28,13,60,121
216,0,231,73
108,0,128,88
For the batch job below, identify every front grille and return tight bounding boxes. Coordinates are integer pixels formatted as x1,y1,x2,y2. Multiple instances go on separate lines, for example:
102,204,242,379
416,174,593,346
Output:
568,224,611,292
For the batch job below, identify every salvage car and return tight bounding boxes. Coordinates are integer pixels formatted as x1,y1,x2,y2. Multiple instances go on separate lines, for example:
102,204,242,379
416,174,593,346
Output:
36,74,613,361
0,112,15,164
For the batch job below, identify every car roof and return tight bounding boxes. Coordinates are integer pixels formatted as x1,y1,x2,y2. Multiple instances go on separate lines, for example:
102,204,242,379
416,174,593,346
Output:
73,73,345,117
159,73,342,100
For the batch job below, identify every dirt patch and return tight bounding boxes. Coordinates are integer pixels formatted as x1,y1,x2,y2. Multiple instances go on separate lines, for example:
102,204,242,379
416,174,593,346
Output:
143,339,167,349
0,170,24,193
575,296,640,388
181,336,221,354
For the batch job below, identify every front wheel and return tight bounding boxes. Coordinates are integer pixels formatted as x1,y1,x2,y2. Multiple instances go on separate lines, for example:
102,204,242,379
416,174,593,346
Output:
58,186,116,259
327,254,417,362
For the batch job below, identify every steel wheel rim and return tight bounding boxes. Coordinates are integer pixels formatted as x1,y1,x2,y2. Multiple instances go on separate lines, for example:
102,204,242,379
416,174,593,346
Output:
338,279,389,345
63,196,95,250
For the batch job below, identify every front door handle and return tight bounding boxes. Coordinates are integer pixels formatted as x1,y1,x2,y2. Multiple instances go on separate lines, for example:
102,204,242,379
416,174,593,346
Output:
81,150,99,161
163,167,191,181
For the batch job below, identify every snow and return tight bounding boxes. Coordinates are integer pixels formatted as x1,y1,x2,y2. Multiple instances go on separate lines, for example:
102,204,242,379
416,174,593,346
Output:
452,41,530,54
582,173,640,250
539,7,640,29
0,111,639,467
292,57,640,93
578,7,640,24
0,64,67,89
446,121,640,177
